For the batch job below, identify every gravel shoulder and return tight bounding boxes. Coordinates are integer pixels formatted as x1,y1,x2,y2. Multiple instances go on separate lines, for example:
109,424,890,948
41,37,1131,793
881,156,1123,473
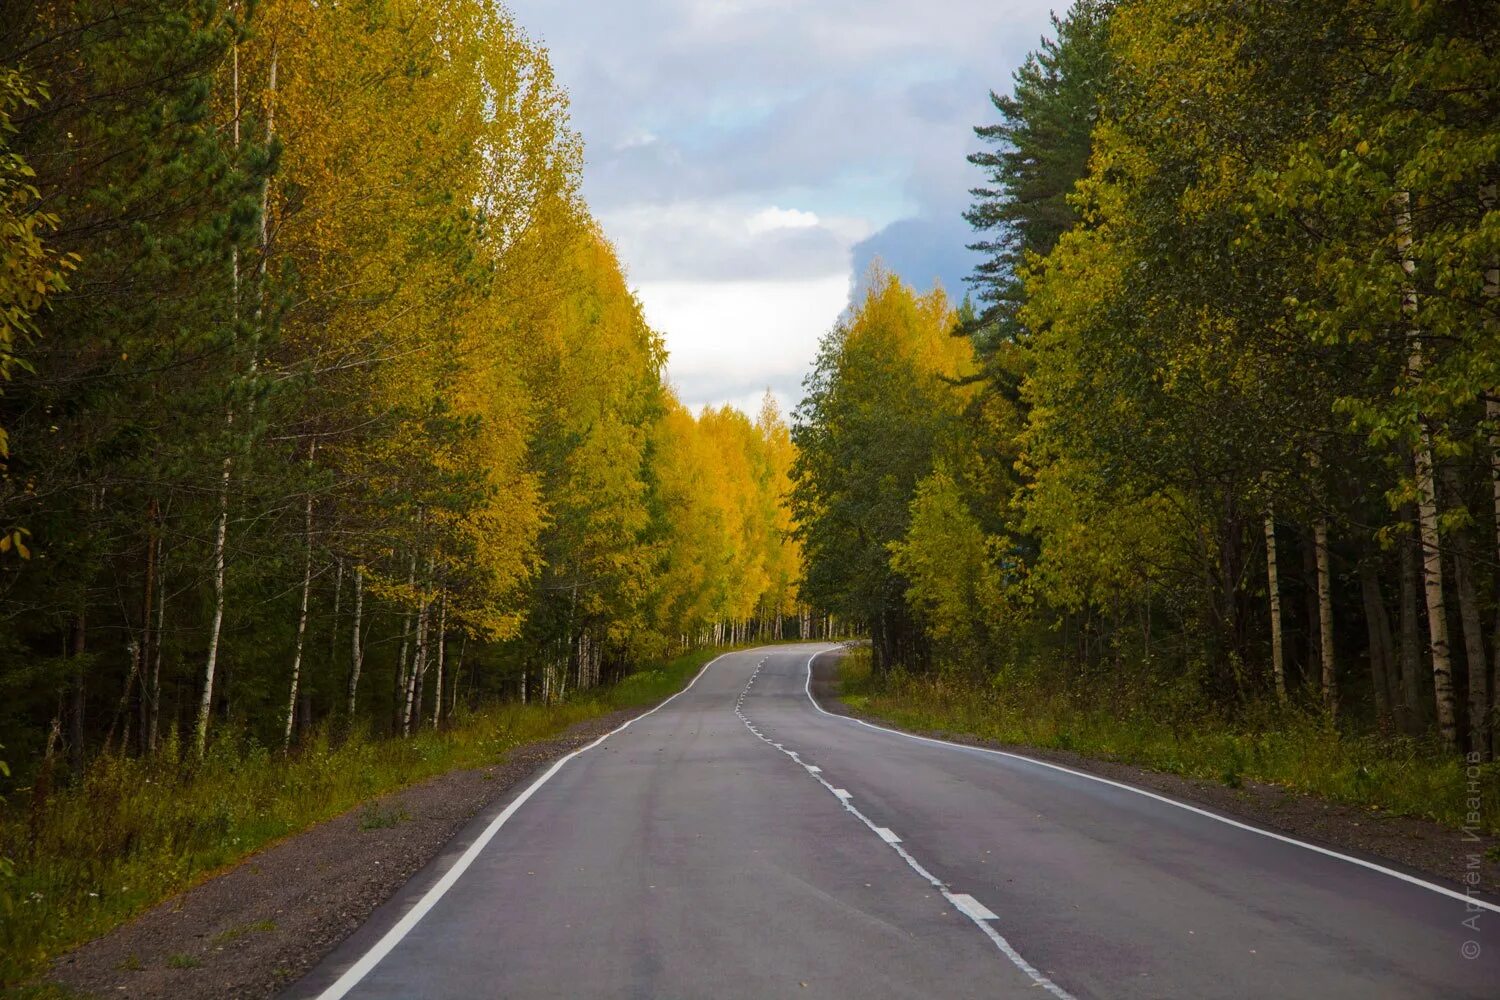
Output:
809,650,1499,896
46,707,645,1000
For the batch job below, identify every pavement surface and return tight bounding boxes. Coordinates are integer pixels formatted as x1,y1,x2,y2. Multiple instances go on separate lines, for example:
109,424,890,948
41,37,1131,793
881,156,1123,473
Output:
285,644,1499,999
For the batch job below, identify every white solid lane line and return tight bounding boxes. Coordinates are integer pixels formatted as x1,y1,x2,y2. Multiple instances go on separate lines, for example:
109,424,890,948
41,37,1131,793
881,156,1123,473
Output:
312,650,739,1000
801,647,1500,915
734,657,1076,1000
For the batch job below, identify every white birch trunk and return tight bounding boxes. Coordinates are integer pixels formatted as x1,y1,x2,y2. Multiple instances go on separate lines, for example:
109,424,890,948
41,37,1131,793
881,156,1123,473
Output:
403,593,429,737
347,567,364,718
431,594,446,729
393,554,415,727
1264,512,1286,702
197,36,245,760
1314,516,1336,716
1396,191,1458,749
283,444,316,750
578,630,589,691
198,41,280,757
196,457,231,757
257,46,276,279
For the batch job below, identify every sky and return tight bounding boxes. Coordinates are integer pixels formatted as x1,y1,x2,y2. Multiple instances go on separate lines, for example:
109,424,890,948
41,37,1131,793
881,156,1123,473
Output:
508,0,1064,417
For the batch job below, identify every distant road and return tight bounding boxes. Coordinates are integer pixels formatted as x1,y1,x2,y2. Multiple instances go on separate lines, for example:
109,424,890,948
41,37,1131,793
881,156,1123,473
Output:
288,644,1498,999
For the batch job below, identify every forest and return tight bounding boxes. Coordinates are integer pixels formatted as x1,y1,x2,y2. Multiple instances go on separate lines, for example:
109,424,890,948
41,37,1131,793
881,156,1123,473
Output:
2,0,1498,988
0,2,810,788
792,0,1499,796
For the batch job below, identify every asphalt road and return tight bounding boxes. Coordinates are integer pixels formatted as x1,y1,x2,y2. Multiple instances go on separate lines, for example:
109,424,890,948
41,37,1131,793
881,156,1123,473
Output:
288,644,1499,999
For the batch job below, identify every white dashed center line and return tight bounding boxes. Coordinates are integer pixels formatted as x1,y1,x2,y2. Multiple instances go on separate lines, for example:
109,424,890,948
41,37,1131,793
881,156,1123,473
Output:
733,654,1075,1000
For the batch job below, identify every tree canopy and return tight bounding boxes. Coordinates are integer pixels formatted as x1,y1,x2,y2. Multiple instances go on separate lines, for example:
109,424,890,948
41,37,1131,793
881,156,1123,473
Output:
0,0,808,775
793,0,1500,761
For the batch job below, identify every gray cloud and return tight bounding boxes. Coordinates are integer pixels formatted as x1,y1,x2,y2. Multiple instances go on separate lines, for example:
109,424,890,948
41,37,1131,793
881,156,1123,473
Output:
519,0,1054,207
850,214,982,306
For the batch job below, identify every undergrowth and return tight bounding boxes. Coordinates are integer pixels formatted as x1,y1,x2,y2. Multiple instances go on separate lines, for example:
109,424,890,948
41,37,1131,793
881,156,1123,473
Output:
837,648,1499,835
0,646,724,991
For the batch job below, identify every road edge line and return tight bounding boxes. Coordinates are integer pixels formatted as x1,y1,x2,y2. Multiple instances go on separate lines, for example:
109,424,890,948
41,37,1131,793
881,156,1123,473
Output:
802,647,1500,915
312,649,738,1000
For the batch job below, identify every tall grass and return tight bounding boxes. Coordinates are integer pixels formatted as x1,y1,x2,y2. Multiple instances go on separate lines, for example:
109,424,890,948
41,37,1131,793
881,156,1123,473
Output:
838,649,1499,835
0,648,719,990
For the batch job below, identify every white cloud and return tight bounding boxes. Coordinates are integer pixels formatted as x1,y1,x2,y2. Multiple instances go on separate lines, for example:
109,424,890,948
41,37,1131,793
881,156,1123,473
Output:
597,199,868,282
747,206,819,234
636,275,851,412
614,129,658,150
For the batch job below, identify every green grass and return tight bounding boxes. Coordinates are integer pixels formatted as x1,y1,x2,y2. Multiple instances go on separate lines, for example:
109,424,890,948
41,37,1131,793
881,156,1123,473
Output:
837,648,1500,835
356,803,409,831
0,646,722,991
210,919,275,946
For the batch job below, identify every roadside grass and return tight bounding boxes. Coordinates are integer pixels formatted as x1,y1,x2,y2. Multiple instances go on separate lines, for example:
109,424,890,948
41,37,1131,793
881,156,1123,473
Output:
356,802,410,831
0,646,727,992
210,919,276,946
836,648,1499,835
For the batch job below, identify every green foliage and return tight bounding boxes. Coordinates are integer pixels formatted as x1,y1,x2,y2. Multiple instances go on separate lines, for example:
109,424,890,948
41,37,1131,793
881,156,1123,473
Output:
888,465,1005,671
0,67,71,468
792,269,973,671
1247,0,1500,464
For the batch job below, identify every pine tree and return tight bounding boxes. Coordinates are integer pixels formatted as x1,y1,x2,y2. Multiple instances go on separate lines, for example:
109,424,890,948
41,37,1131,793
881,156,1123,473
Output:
963,0,1112,351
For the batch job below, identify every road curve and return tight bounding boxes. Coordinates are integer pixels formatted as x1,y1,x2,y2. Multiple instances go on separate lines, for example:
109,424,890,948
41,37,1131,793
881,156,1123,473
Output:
286,644,1497,999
